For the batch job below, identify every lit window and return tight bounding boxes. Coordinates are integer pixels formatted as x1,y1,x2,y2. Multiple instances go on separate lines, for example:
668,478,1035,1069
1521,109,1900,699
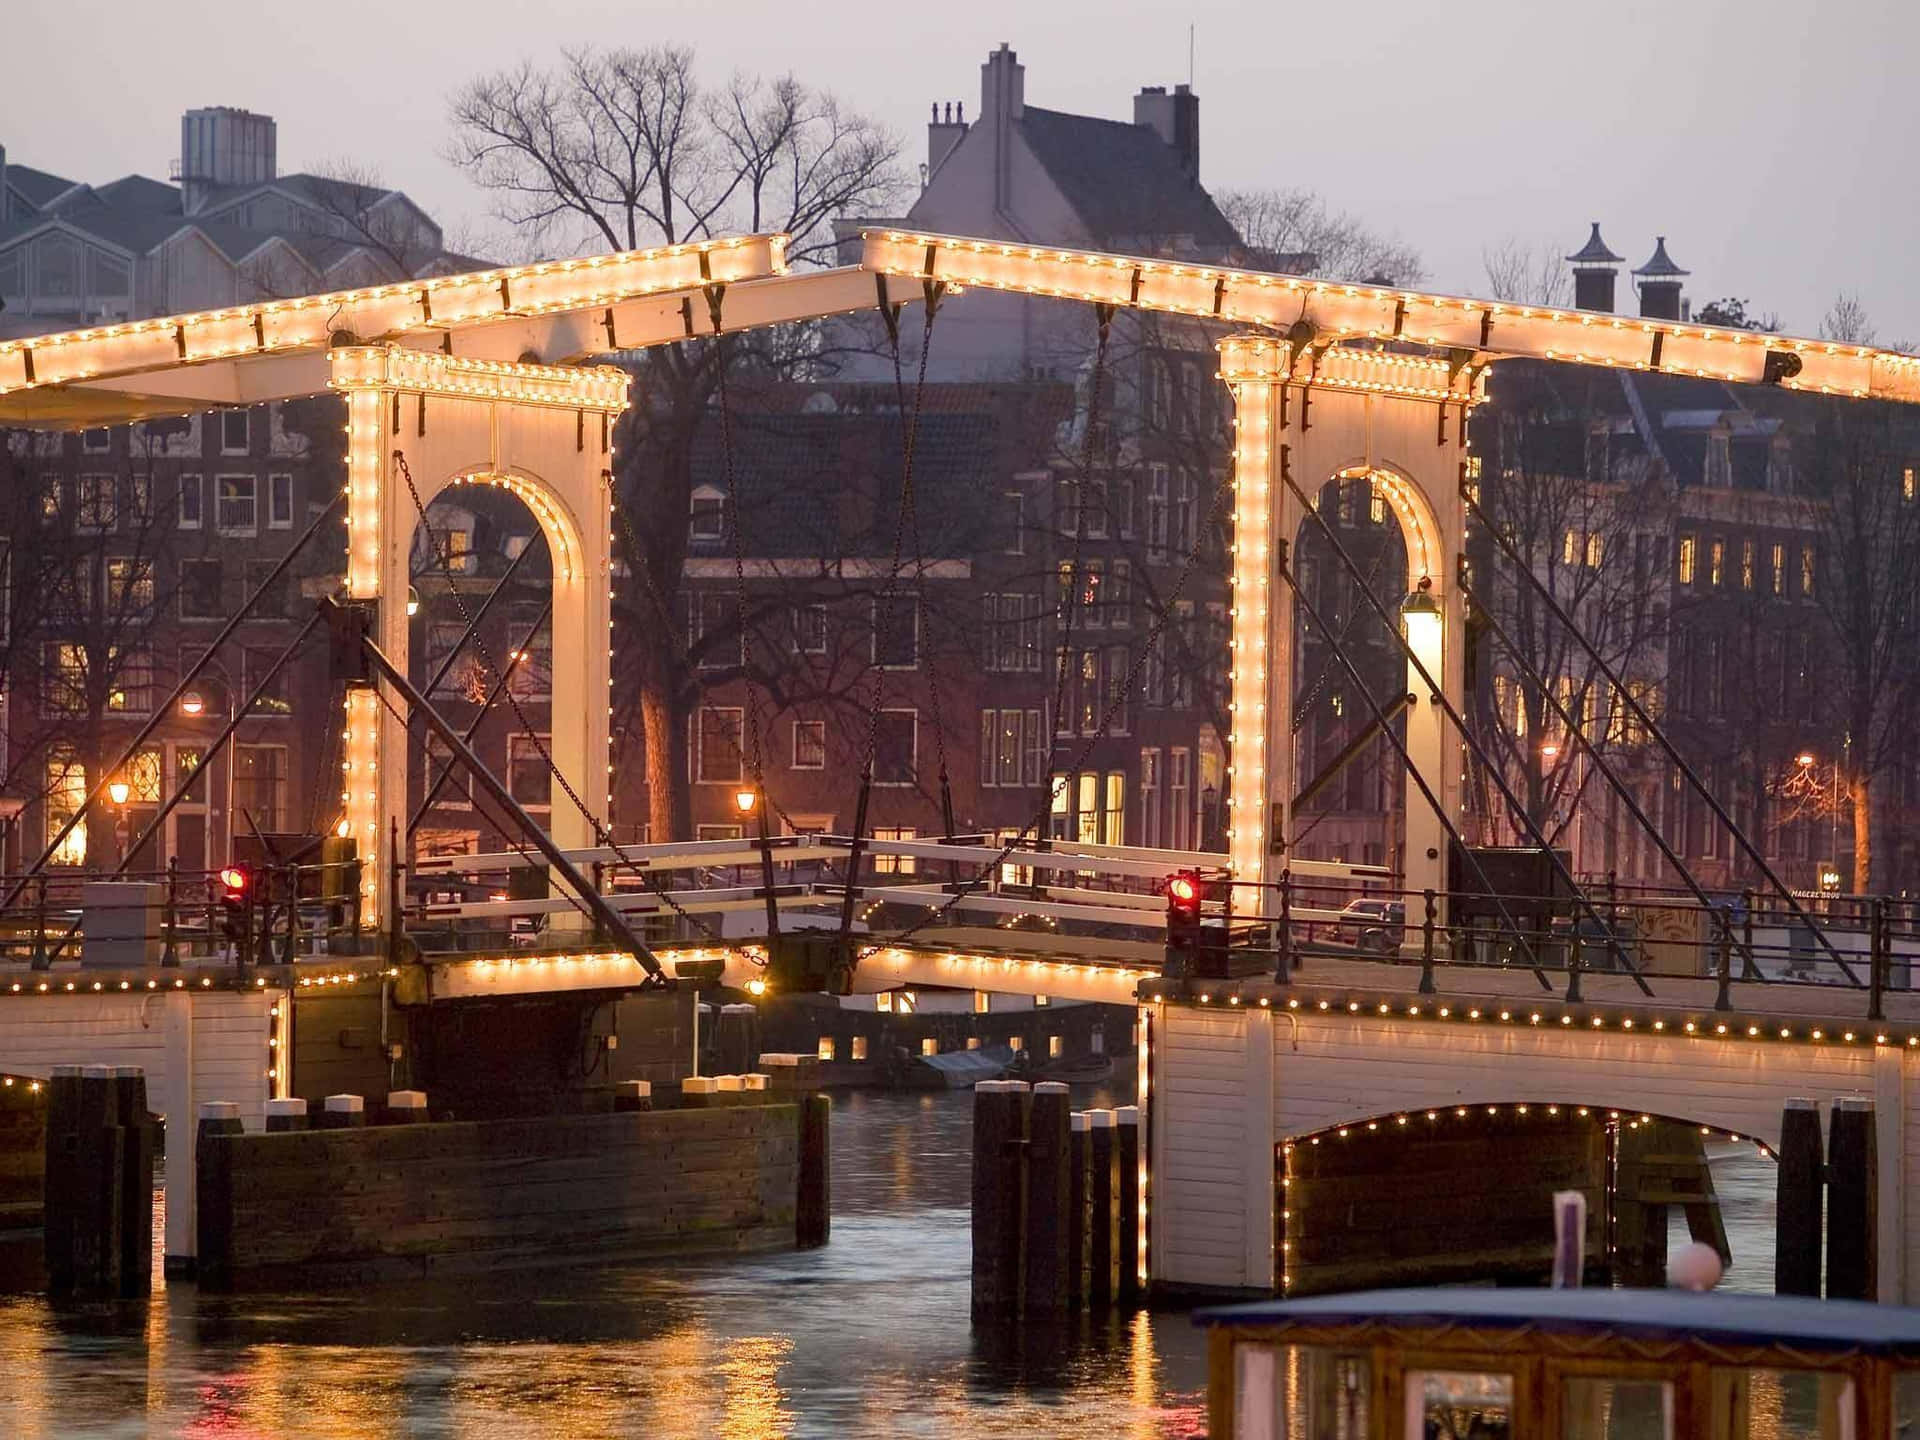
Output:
850,1036,869,1061
216,474,257,534
1048,1035,1064,1058
1009,1035,1025,1053
920,1038,939,1057
1741,539,1754,591
1771,543,1785,596
45,750,86,865
817,1037,835,1061
873,826,917,876
876,992,894,1013
1709,538,1724,587
1801,545,1816,598
1035,994,1051,1008
1678,535,1697,585
973,992,989,1014
1585,533,1603,569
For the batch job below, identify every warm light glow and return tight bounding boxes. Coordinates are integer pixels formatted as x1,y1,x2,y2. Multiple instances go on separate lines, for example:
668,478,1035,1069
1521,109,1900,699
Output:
746,977,767,997
734,788,760,815
1797,751,1816,768
107,780,130,806
180,691,205,717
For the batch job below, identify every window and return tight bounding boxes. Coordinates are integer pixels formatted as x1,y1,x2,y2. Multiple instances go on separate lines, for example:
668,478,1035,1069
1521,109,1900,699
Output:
1369,483,1386,524
424,733,471,809
688,485,724,540
689,591,741,670
1677,534,1697,585
817,1036,836,1061
980,708,1043,789
984,592,1043,673
241,645,291,715
178,473,203,529
792,719,826,770
1141,748,1162,848
175,746,207,804
1585,533,1604,569
245,559,290,619
1048,1035,1064,1059
231,744,286,830
1771,542,1786,596
508,735,553,807
219,409,250,455
874,710,917,785
1083,477,1109,539
505,603,553,700
696,824,744,841
872,594,919,668
1801,545,1816,598
1109,560,1132,630
791,603,827,655
695,708,745,784
128,471,150,523
217,475,257,534
850,1036,869,1061
1075,771,1098,845
105,557,153,617
45,750,87,865
1562,529,1577,566
107,647,154,714
920,1037,940,1057
268,473,293,529
1146,464,1169,559
1174,471,1198,556
82,428,112,454
1708,538,1724,587
1004,490,1026,554
77,473,116,530
44,643,87,715
1741,538,1755,591
1169,747,1192,850
1102,771,1125,846
873,827,917,876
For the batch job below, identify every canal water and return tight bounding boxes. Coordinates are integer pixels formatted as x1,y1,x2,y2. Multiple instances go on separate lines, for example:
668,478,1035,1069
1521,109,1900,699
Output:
0,1090,1779,1438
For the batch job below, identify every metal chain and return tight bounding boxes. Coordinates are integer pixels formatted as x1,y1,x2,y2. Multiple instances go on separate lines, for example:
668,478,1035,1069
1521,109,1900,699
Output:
394,450,730,945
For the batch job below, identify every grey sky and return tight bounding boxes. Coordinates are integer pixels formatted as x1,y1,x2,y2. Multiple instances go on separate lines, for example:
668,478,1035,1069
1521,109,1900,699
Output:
9,0,1918,341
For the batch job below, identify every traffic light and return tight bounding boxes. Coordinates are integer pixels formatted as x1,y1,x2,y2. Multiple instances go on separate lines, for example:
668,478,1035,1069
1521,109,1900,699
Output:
1165,870,1204,972
218,865,255,950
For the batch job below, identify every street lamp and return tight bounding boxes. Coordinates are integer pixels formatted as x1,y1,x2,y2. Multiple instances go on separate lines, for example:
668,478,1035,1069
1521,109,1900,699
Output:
180,690,206,717
1399,579,1442,646
406,586,422,618
1797,751,1816,770
107,778,131,807
1541,742,1561,762
733,787,759,816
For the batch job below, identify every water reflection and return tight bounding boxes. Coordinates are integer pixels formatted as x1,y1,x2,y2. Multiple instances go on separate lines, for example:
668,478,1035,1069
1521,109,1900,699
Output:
0,1088,1210,1439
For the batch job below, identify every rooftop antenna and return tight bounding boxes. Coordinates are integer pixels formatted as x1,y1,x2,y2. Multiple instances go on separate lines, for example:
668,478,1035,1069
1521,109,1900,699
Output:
1188,23,1195,87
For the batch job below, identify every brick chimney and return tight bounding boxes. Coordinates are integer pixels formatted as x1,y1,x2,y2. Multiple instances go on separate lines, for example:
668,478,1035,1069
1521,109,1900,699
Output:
1566,222,1623,313
1633,236,1689,322
927,100,967,180
981,43,1025,126
1134,84,1200,181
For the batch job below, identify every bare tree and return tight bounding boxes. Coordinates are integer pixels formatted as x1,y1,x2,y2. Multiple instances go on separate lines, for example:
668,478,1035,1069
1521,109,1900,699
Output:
1481,238,1571,308
447,45,908,842
1822,292,1878,347
1217,188,1425,286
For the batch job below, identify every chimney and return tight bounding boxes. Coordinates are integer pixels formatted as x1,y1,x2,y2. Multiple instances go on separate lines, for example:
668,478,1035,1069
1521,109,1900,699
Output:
927,100,967,180
980,43,1025,127
1565,222,1623,313
0,144,9,224
1134,83,1201,182
178,106,277,215
1633,236,1689,322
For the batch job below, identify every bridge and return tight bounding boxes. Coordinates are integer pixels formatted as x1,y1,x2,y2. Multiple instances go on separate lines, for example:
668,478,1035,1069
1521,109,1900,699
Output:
4,228,1920,1293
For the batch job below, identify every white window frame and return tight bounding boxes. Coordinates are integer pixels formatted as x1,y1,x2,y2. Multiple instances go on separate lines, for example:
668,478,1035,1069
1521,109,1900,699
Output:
219,408,250,455
216,474,258,536
76,473,116,532
231,742,289,831
688,484,725,541
793,603,828,655
792,718,826,770
178,473,203,530
695,706,746,785
82,428,112,454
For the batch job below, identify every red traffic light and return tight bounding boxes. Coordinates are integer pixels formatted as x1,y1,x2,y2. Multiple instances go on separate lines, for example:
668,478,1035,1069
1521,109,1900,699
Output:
1167,873,1199,905
218,866,250,894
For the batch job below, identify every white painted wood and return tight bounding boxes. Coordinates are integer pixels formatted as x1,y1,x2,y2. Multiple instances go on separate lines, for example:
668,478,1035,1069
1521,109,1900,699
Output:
1154,1004,1255,1290
1244,1011,1275,1291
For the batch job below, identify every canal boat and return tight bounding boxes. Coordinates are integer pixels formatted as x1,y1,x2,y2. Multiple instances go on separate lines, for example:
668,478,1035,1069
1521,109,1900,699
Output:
1196,1287,1920,1439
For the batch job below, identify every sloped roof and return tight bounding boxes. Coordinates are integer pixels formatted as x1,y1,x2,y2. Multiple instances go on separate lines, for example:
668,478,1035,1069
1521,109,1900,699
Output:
4,163,79,211
1634,236,1689,279
1567,222,1623,266
1016,107,1240,252
93,174,183,214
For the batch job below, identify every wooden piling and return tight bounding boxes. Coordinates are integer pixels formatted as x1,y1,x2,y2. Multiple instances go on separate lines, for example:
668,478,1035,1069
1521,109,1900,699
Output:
318,1094,365,1129
41,1065,83,1294
614,1080,653,1112
1088,1107,1118,1306
971,1080,1026,1319
385,1090,428,1125
797,1091,831,1248
70,1067,124,1296
193,1101,244,1288
1776,1098,1824,1297
1069,1111,1089,1307
1827,1097,1877,1300
1023,1082,1071,1313
1115,1104,1141,1304
264,1098,309,1133
682,1076,719,1109
111,1067,151,1297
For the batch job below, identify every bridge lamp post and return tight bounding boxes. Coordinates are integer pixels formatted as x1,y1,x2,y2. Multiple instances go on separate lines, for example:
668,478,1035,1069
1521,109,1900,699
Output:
1400,581,1446,902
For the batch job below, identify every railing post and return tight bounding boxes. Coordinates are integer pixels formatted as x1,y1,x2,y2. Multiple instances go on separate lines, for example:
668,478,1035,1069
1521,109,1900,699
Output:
1870,896,1888,1023
387,818,404,971
1714,909,1733,1012
161,856,180,967
1739,887,1758,980
1274,870,1292,985
1419,888,1437,995
282,862,298,963
30,875,49,971
1564,914,1584,1004
591,861,607,943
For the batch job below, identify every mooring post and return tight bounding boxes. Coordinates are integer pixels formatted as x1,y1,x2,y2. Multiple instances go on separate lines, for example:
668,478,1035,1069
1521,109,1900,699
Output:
194,1100,244,1290
318,1094,365,1130
1828,1097,1877,1300
70,1066,125,1296
1068,1110,1089,1307
1088,1107,1118,1306
41,1065,83,1293
1023,1081,1071,1313
263,1098,309,1133
1776,1098,1824,1296
1116,1104,1141,1304
112,1066,152,1297
797,1091,831,1248
385,1090,428,1125
971,1081,1019,1319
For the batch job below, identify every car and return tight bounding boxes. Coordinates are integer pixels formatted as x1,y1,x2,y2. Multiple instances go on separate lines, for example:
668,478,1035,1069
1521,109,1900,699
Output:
1337,898,1406,953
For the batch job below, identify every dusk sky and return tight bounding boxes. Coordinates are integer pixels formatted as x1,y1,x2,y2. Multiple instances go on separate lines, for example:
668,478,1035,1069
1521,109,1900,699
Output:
10,0,1918,341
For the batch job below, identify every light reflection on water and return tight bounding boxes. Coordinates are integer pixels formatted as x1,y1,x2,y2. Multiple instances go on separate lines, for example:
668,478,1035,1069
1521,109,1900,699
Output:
0,1087,1211,1439
0,1095,1785,1438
